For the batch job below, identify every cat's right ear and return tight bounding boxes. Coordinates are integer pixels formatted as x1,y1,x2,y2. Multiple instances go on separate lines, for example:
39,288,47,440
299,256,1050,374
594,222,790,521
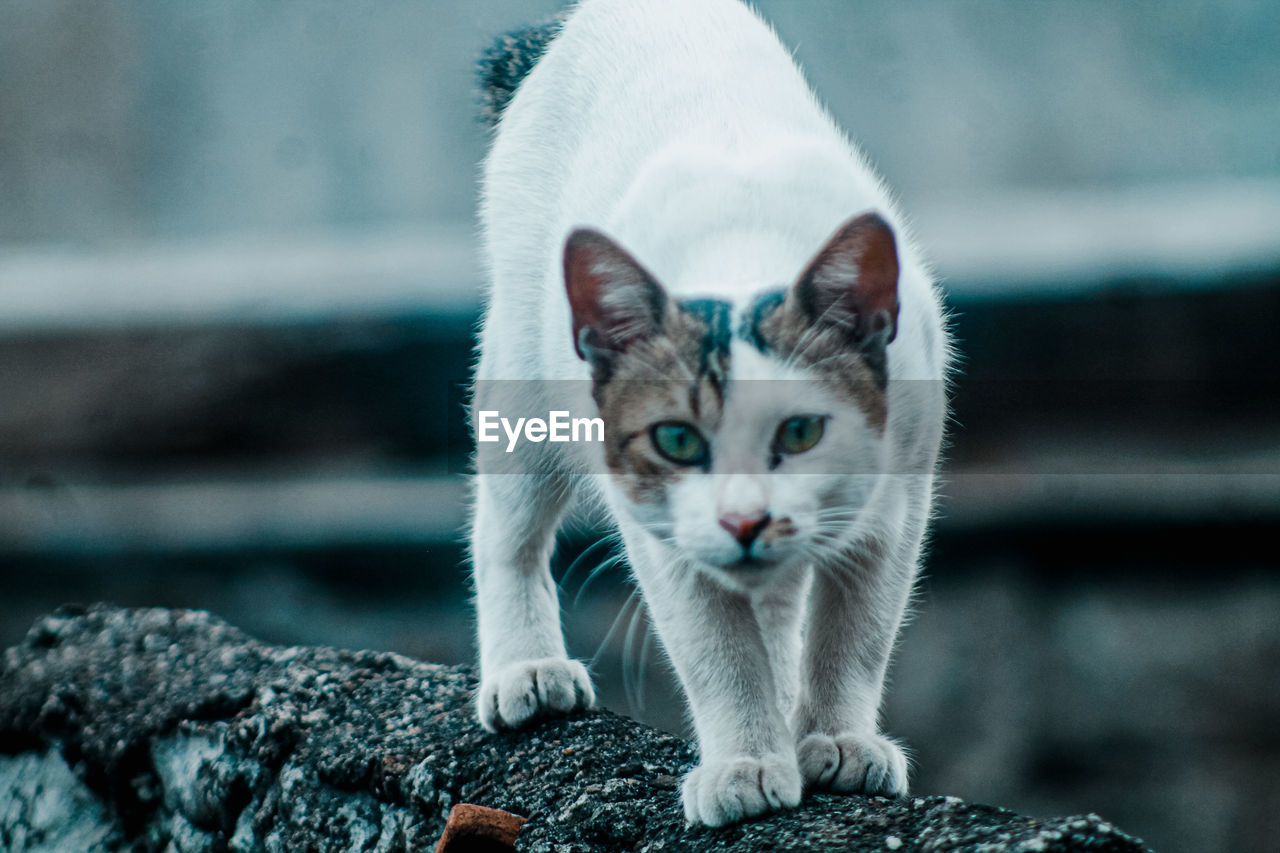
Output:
564,228,668,361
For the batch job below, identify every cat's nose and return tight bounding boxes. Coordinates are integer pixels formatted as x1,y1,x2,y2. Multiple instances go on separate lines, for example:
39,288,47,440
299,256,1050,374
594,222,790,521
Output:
719,511,771,550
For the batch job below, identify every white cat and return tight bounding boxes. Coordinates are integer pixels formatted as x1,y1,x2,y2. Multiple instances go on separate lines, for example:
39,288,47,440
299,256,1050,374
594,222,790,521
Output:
471,0,948,827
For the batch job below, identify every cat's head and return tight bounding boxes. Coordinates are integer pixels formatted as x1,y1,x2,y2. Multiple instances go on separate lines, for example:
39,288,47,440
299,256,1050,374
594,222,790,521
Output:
566,213,899,588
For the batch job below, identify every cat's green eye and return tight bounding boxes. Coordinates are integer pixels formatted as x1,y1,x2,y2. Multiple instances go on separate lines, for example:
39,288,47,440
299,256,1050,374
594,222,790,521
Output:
650,422,709,466
776,415,826,455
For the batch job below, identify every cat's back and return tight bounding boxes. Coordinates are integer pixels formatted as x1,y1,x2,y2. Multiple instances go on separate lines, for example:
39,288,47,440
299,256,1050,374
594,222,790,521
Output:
483,0,833,216
552,0,813,111
480,0,947,394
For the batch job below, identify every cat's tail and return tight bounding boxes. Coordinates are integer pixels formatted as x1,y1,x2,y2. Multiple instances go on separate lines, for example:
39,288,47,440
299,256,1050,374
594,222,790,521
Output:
477,15,567,128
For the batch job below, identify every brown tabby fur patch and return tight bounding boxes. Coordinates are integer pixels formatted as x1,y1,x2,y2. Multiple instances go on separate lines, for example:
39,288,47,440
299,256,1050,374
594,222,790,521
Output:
593,304,728,503
752,293,889,433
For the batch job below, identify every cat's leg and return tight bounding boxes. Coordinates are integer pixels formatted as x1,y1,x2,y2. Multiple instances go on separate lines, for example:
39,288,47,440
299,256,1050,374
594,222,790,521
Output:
751,566,812,721
626,534,801,826
472,470,594,731
791,531,918,797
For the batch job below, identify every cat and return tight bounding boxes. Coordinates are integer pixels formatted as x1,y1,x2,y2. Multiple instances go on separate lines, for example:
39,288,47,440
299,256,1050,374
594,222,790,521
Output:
470,0,948,827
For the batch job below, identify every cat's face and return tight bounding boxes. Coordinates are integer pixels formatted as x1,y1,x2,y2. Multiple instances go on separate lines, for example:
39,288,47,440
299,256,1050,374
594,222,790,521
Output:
566,214,899,587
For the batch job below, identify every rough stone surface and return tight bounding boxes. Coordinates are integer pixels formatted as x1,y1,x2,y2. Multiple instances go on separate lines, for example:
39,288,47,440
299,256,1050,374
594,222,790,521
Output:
0,605,1152,852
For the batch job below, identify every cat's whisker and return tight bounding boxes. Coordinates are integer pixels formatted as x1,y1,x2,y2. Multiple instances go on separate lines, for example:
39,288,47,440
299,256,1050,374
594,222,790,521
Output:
789,322,835,368
571,552,628,609
589,587,642,671
622,595,649,714
636,617,656,712
777,304,831,368
782,300,852,373
560,535,619,594
813,509,857,523
642,521,677,540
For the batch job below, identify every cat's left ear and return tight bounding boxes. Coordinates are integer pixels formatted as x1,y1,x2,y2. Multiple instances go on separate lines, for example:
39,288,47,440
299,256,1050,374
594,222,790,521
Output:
564,228,668,362
791,212,900,353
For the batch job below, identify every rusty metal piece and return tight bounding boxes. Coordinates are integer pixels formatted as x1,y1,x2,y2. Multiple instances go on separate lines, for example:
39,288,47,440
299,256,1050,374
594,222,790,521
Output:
433,803,528,853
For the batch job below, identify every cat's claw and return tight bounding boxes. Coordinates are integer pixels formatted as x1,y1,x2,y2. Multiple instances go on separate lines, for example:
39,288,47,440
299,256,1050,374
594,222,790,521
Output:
681,753,802,827
477,657,595,732
796,731,909,796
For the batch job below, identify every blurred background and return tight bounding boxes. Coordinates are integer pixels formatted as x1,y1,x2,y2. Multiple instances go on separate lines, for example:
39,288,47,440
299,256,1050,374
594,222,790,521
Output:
2,2,1279,850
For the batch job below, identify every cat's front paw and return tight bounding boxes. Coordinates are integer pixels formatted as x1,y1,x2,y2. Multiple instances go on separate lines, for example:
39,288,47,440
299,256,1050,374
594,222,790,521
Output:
796,731,908,796
680,753,802,827
476,658,595,732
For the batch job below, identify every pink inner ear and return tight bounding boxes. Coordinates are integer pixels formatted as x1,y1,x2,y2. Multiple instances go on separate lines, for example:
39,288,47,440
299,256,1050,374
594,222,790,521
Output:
796,212,900,342
563,228,666,360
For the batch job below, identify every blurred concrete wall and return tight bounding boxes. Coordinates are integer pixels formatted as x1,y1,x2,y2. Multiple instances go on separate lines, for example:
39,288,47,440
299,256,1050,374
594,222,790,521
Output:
2,0,1277,245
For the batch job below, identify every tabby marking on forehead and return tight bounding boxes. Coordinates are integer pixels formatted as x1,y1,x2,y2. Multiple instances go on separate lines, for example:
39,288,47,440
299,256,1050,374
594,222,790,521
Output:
677,298,733,380
740,288,787,353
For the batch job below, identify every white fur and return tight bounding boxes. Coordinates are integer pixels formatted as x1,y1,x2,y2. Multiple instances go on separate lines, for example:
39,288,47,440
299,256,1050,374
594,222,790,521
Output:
471,0,948,826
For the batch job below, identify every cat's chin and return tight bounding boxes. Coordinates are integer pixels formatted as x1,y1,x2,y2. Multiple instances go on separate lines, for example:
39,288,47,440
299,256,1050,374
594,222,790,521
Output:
724,555,777,572
698,555,796,591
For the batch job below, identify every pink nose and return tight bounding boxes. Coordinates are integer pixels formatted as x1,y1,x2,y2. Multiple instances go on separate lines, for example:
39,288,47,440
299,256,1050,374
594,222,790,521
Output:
719,512,771,550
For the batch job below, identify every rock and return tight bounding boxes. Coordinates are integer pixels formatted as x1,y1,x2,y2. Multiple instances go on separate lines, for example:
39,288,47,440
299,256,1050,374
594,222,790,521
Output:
0,605,1151,852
